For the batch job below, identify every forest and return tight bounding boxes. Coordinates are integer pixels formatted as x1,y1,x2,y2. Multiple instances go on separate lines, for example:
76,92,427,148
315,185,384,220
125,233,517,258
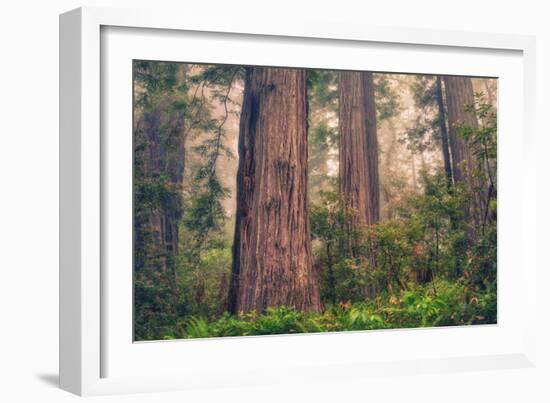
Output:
133,61,497,341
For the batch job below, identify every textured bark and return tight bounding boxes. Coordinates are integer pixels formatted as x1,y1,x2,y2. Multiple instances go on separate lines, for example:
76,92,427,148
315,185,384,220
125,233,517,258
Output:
338,71,372,229
338,71,379,298
363,72,380,224
436,76,453,186
443,76,484,226
443,76,478,185
229,67,321,314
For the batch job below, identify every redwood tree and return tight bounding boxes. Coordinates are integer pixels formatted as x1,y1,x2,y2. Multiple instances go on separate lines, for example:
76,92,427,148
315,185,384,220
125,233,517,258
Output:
443,75,484,225
364,72,380,224
229,67,321,314
338,71,379,232
338,71,380,298
133,62,187,338
139,107,185,266
338,71,371,230
435,76,453,186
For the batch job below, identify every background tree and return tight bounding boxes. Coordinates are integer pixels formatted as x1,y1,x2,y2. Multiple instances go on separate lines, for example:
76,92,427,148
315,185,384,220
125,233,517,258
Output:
373,74,402,219
435,76,453,185
133,61,188,339
364,72,380,224
338,71,372,236
229,67,322,314
307,70,338,201
443,75,485,228
177,65,244,317
337,71,380,297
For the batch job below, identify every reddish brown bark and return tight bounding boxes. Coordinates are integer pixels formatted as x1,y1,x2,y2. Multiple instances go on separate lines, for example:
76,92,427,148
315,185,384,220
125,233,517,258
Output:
443,75,484,226
364,72,380,225
338,71,380,227
338,71,372,230
229,67,321,314
338,71,380,298
443,76,478,185
436,76,453,186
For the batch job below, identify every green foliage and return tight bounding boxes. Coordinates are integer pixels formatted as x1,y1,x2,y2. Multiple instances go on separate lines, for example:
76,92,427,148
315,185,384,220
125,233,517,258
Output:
456,92,497,202
307,70,338,201
134,61,182,108
134,62,242,340
460,92,497,160
173,65,242,322
308,158,495,329
310,191,369,304
133,61,189,341
309,169,469,304
401,75,444,154
456,93,497,288
152,280,496,340
307,70,338,107
374,74,400,123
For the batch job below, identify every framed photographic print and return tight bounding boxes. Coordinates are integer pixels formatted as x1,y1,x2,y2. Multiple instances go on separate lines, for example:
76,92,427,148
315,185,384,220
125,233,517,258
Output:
60,6,537,396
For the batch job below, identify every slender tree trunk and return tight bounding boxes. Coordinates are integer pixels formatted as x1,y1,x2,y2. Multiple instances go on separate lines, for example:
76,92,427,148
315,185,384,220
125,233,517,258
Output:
483,80,495,110
326,242,336,305
364,72,380,224
435,76,453,186
411,151,418,190
383,120,398,218
134,65,188,305
229,67,321,314
363,72,380,298
419,150,427,172
443,75,484,227
141,108,185,289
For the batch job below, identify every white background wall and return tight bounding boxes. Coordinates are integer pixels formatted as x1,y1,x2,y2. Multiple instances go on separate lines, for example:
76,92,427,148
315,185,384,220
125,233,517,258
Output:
0,1,548,401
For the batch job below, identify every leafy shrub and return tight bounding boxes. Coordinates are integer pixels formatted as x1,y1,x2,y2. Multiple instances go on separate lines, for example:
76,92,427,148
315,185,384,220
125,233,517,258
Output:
158,280,495,340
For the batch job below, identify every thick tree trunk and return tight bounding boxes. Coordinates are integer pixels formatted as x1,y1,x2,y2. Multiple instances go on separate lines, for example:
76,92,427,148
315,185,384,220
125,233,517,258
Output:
435,76,453,186
229,67,321,314
338,71,372,230
443,75,484,226
339,71,379,298
443,76,477,184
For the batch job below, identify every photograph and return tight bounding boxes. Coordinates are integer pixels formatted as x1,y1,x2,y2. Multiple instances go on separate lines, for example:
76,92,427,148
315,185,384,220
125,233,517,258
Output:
132,61,497,341
0,0,544,400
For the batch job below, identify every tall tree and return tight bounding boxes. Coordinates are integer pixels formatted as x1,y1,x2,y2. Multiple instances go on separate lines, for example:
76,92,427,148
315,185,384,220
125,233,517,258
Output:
229,67,321,314
435,76,453,185
139,107,185,268
338,71,380,298
443,75,484,226
178,65,242,317
338,71,380,233
338,71,371,231
364,72,380,224
133,62,187,338
406,75,452,186
306,70,338,201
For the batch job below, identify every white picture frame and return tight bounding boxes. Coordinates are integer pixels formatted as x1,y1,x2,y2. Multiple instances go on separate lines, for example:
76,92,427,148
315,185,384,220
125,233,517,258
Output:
60,6,537,396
